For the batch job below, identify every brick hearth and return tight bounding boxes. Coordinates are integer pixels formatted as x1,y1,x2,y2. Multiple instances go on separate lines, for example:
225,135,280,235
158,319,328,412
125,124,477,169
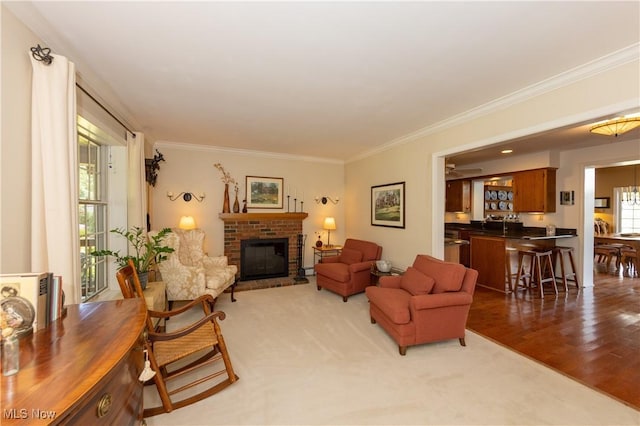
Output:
219,213,308,280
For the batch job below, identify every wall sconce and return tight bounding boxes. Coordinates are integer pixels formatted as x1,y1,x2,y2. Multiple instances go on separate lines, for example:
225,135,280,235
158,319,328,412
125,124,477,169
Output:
167,191,205,202
178,216,197,230
315,196,339,205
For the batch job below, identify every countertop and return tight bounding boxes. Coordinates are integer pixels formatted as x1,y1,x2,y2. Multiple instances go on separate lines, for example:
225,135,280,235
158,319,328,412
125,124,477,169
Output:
445,222,578,240
520,234,576,240
444,238,470,246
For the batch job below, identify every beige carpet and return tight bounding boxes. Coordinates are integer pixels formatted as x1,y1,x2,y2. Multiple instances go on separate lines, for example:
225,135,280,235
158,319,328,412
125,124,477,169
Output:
145,277,639,426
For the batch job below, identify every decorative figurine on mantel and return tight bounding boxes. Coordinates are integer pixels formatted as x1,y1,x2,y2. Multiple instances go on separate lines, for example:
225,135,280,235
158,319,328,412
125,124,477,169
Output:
232,182,240,213
214,163,236,214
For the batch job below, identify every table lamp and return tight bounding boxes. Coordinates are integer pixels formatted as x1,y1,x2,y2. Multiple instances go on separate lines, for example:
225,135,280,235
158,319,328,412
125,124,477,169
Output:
323,217,336,247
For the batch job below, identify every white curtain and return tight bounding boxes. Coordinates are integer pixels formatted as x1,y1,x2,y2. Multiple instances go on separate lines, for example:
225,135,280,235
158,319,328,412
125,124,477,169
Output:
127,132,147,231
30,54,80,305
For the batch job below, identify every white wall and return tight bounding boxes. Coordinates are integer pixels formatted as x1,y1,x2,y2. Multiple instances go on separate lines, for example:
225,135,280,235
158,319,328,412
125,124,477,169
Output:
345,59,640,273
346,138,431,270
4,3,639,283
151,142,344,268
554,138,640,287
1,7,40,273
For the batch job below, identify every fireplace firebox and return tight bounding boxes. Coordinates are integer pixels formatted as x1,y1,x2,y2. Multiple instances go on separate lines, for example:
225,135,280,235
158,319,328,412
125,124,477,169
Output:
240,238,289,281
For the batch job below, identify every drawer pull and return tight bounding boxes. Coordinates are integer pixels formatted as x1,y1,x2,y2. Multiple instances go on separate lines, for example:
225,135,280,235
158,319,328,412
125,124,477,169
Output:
96,393,112,418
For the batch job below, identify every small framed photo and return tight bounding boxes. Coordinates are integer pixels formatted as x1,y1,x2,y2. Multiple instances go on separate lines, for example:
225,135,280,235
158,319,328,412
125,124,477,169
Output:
560,190,575,206
371,182,405,228
594,197,610,209
246,176,284,209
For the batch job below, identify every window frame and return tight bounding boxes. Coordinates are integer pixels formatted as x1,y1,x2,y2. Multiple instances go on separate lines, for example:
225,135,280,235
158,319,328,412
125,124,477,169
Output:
613,187,640,234
77,115,128,301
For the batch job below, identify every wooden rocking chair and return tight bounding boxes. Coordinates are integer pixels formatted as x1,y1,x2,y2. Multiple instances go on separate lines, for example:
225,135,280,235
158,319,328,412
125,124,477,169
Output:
116,260,239,417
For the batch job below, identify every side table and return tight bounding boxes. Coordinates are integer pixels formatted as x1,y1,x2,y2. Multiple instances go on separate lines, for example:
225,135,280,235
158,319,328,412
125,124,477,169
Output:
144,280,166,329
370,267,404,285
312,245,343,265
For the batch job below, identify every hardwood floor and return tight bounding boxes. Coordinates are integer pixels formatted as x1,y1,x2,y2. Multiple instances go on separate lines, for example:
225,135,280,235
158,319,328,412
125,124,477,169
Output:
467,265,640,410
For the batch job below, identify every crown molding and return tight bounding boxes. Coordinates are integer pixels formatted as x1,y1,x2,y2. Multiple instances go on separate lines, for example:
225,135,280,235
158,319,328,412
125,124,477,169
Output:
348,43,640,164
154,140,344,165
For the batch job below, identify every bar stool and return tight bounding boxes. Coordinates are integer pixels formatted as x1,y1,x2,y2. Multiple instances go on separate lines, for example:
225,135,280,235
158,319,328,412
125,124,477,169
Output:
553,246,580,291
515,249,557,298
513,250,533,292
505,247,519,292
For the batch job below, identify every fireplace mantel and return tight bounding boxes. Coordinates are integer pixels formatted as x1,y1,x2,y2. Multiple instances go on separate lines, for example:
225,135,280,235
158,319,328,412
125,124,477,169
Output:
219,212,308,221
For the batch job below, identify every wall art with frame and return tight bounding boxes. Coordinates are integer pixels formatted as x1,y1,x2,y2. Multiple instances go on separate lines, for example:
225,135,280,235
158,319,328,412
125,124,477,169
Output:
559,190,575,206
371,182,405,228
594,196,610,208
246,176,284,209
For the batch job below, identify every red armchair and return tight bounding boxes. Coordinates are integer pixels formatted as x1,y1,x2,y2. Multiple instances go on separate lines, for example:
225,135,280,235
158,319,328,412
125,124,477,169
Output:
365,254,478,355
314,238,382,302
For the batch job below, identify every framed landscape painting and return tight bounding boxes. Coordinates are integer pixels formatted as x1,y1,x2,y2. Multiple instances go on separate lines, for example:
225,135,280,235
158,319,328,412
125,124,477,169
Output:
371,182,405,228
246,176,284,209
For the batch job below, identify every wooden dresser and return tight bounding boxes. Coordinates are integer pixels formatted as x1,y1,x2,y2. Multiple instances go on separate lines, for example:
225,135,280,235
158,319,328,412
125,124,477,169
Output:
1,298,146,425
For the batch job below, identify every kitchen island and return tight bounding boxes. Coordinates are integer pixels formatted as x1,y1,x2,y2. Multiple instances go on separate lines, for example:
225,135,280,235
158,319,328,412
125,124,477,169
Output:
446,223,577,293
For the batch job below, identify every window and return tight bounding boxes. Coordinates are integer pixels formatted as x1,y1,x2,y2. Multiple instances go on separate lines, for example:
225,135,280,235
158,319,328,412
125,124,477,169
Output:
614,187,640,234
78,124,108,300
77,115,127,301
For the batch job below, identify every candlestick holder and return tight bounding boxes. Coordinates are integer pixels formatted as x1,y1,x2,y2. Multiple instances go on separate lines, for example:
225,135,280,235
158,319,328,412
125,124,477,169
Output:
287,195,290,213
294,198,297,213
300,201,304,213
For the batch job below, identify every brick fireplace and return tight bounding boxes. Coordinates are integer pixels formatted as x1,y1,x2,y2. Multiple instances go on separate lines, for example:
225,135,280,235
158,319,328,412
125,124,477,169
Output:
219,213,308,280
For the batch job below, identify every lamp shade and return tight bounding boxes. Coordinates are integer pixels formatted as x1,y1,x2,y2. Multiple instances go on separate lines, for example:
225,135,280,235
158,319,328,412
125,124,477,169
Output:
323,217,336,230
178,216,196,230
590,117,640,137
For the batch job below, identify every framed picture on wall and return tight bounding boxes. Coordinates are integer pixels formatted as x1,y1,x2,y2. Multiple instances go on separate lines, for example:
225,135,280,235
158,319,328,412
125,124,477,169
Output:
560,190,575,206
246,176,284,209
594,197,610,208
371,182,405,228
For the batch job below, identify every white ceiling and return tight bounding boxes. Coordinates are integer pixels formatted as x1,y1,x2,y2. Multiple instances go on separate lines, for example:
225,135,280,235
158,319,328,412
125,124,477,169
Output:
10,1,640,162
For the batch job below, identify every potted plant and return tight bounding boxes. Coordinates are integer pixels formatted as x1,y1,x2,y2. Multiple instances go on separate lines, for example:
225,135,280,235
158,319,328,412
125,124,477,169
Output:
91,226,173,289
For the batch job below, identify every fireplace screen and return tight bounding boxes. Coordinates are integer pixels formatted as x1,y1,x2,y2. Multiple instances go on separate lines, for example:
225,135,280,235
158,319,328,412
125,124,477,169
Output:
240,238,289,281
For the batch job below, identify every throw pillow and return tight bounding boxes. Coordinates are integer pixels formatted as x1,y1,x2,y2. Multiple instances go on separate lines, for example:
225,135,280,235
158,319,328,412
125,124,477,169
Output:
413,255,466,293
400,266,435,295
340,248,363,265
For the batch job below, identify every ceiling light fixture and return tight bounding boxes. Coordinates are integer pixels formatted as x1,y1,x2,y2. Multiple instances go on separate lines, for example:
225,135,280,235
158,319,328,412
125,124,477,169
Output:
622,164,639,206
590,116,640,137
501,149,513,154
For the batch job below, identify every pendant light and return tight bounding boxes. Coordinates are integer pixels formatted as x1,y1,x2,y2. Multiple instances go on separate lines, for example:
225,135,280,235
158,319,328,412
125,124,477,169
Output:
622,164,639,206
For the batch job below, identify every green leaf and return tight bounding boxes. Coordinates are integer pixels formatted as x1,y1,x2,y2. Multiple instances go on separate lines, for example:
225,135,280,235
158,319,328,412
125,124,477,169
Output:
90,226,174,273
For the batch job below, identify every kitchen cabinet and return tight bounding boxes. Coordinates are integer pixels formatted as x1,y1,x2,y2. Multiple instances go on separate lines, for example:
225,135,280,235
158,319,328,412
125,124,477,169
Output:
470,235,507,292
470,234,557,293
513,168,556,212
459,229,471,267
445,179,471,212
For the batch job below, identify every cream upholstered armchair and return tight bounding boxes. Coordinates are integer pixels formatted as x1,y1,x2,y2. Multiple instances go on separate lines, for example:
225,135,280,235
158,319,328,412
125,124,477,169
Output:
151,229,237,309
